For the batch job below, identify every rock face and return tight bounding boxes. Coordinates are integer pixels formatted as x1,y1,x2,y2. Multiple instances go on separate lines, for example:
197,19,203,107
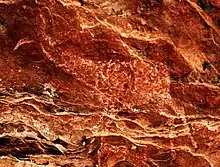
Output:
0,0,219,166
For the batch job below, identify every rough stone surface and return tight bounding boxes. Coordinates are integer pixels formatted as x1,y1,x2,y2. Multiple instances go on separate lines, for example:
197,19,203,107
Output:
0,0,219,166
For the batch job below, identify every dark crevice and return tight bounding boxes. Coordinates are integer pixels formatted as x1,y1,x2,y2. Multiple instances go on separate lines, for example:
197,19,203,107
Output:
202,61,211,71
156,0,163,3
37,133,47,140
170,74,177,82
117,111,131,117
22,84,44,96
53,138,69,147
10,150,29,159
0,137,24,146
0,137,10,146
44,144,64,155
197,0,213,11
88,137,101,158
81,136,90,146
0,17,5,26
0,144,41,157
42,161,49,165
0,136,65,158
79,0,85,6
198,103,209,109
57,108,65,112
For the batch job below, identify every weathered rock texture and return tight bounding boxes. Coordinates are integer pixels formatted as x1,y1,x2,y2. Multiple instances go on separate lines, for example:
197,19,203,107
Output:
0,0,219,166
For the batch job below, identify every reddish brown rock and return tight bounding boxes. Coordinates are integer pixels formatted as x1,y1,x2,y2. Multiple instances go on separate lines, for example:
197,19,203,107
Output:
0,0,219,166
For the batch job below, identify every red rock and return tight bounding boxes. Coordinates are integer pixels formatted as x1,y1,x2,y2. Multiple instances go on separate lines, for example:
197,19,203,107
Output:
0,0,219,166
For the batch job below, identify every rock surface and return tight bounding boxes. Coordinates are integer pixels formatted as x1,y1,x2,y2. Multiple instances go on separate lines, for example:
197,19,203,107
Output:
0,0,219,166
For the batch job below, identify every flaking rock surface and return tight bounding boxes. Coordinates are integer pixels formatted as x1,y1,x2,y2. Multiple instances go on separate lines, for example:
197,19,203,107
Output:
0,0,219,166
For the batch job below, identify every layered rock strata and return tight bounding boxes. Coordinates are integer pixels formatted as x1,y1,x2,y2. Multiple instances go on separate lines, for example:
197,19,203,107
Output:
0,0,219,166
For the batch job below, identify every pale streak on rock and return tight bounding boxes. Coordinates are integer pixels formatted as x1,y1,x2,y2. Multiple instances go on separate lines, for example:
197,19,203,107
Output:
13,38,34,51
